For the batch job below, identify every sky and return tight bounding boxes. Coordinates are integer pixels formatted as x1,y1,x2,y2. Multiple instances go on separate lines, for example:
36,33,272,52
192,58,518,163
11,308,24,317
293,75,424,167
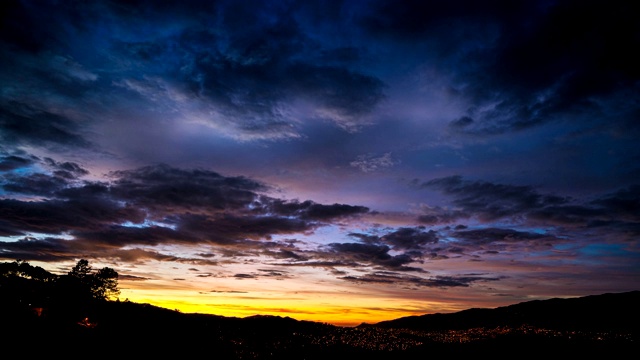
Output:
1,0,639,326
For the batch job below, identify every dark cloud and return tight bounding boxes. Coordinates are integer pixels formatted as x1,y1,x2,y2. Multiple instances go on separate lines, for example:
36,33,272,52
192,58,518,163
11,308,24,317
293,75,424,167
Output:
451,227,549,245
0,236,90,262
263,249,310,261
590,185,640,220
416,205,470,225
422,177,640,243
0,163,374,262
528,205,605,226
0,197,145,236
0,101,92,150
112,0,383,135
73,225,193,248
0,154,36,171
327,242,422,271
415,176,640,251
381,227,438,250
449,116,474,129
262,198,369,221
2,173,69,196
257,268,292,279
273,260,362,269
422,175,569,222
43,158,89,179
1,155,88,195
109,164,266,213
349,227,438,251
339,271,500,288
234,273,256,279
364,0,640,135
174,213,312,243
0,0,388,152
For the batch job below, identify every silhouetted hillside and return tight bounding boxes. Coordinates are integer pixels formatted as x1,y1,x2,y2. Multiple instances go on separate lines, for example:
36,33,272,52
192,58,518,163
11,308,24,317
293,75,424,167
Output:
2,261,637,358
361,291,640,333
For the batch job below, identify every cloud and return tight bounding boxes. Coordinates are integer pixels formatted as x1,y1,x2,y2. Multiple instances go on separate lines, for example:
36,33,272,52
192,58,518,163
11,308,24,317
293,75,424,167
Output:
590,185,640,221
416,204,469,225
0,164,374,262
420,175,568,222
261,198,369,221
0,197,145,236
111,0,385,137
0,0,390,150
0,154,36,172
451,227,549,245
174,213,312,243
234,273,256,279
43,158,89,179
0,101,92,150
108,164,267,214
363,0,640,135
419,175,640,244
349,227,438,251
350,152,399,173
326,242,422,272
2,173,70,197
339,271,501,288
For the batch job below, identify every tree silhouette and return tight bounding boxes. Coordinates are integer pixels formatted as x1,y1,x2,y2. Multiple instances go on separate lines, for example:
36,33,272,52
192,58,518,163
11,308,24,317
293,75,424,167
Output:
68,259,92,280
65,259,121,301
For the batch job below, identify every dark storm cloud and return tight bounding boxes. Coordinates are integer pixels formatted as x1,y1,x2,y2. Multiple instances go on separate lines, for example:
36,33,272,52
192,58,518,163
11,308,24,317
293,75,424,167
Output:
0,0,389,155
0,101,92,150
2,173,69,196
0,154,36,171
416,205,469,225
590,185,640,220
451,228,549,245
326,242,423,272
421,175,640,243
349,227,438,251
0,236,81,262
0,197,145,236
174,213,312,243
0,163,376,263
339,271,500,288
73,225,193,248
523,186,640,227
421,175,569,222
1,155,89,195
43,158,89,179
380,227,438,250
363,0,640,135
165,0,385,132
261,198,369,221
109,164,266,213
0,234,182,263
526,184,640,242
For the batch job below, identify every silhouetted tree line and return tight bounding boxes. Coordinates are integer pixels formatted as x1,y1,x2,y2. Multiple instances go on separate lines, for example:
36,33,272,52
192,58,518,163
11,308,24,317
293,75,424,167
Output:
0,259,119,325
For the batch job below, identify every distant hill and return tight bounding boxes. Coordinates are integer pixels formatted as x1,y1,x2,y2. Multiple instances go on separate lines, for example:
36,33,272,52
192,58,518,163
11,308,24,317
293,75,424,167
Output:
4,287,639,357
360,291,640,333
3,260,638,357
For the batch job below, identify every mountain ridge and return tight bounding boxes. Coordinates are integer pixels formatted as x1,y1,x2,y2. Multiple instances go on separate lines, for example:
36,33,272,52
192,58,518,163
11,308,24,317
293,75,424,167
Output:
4,289,639,357
358,290,640,333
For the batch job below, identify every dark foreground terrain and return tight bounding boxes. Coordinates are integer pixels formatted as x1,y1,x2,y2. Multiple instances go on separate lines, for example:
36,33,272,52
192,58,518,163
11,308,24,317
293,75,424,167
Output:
4,291,639,358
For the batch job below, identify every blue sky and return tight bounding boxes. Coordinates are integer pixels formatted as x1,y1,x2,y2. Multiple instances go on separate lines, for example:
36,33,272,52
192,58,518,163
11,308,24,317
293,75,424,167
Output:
1,0,638,325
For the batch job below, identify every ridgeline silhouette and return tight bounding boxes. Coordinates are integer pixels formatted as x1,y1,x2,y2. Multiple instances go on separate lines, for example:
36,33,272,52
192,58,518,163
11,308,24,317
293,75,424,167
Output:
1,260,638,358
